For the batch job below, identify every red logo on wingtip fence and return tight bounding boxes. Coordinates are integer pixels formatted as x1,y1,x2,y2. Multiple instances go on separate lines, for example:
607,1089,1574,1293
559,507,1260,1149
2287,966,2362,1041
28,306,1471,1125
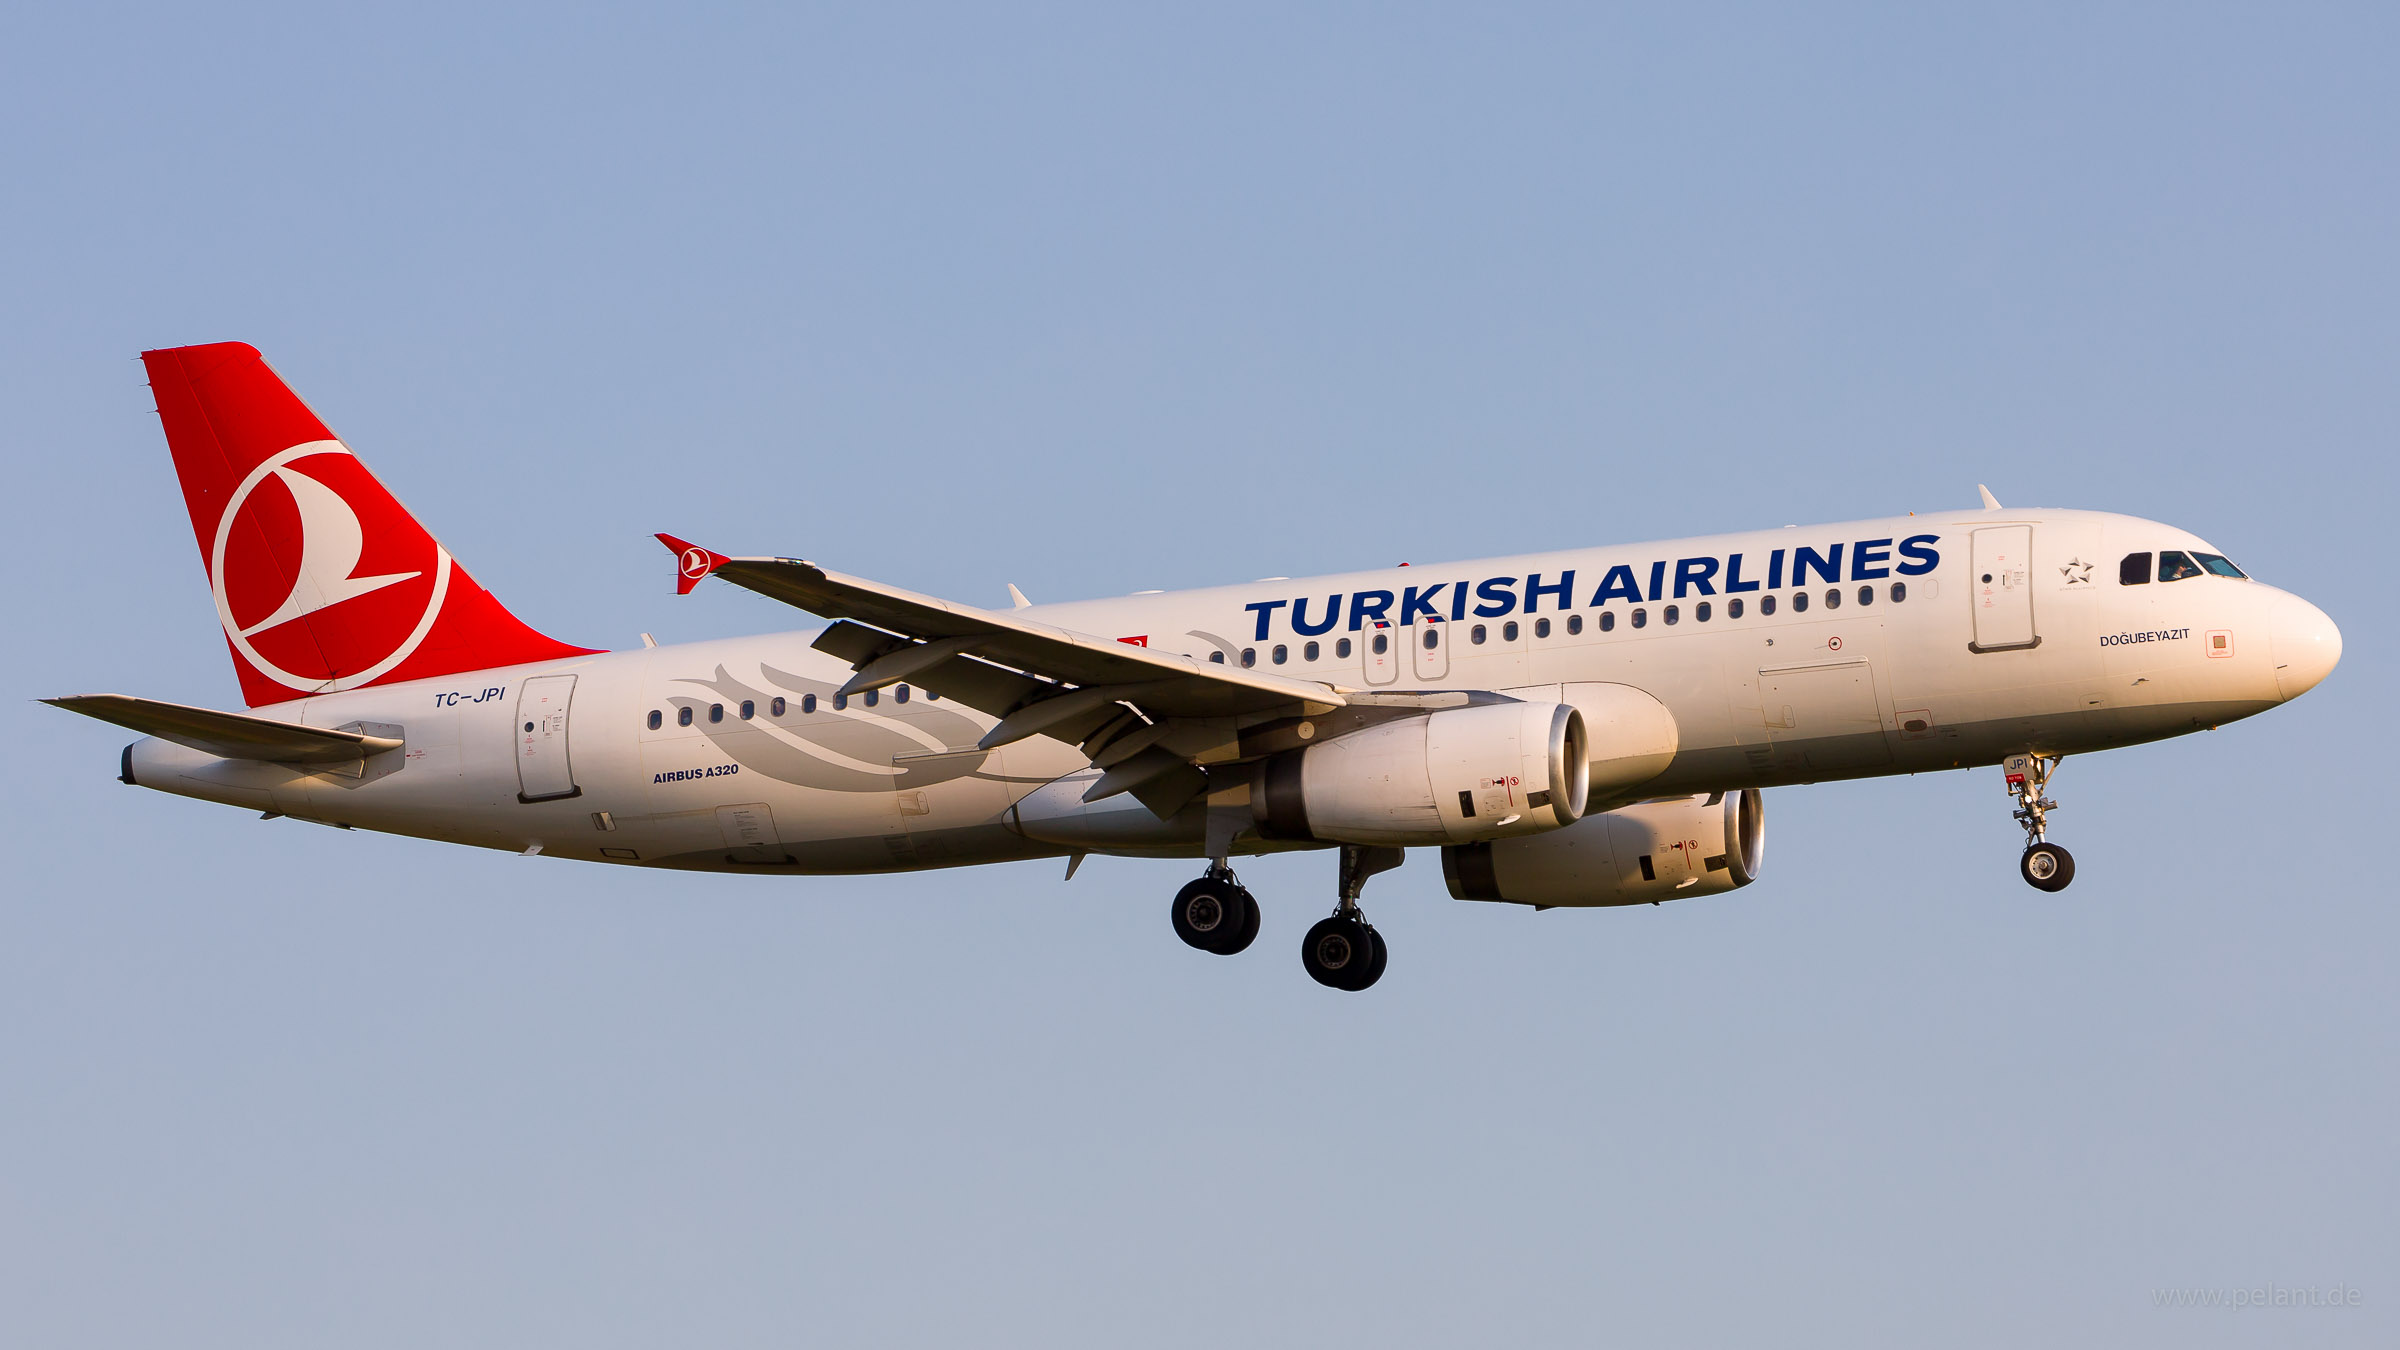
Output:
211,441,451,694
656,534,729,595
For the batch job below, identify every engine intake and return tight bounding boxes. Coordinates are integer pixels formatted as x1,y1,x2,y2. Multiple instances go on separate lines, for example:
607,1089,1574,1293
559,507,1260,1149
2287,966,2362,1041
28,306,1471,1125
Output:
1254,699,1588,847
1442,789,1764,907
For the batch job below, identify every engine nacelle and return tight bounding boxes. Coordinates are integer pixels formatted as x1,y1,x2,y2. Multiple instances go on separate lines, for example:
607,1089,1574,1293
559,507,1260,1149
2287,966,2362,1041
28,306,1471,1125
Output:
1442,789,1764,907
1253,700,1589,847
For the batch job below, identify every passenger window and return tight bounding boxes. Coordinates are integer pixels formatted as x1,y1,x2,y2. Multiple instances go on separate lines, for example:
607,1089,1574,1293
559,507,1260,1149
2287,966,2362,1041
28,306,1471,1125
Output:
1566,614,1583,635
1761,594,1777,616
895,685,910,703
1423,628,1439,649
646,710,662,730
1663,605,1679,625
1272,644,1288,665
1824,588,1841,610
740,700,755,720
1631,608,1647,629
2196,552,2247,579
771,696,786,716
1371,633,1389,655
1304,641,1320,661
1696,601,1712,622
1209,650,1225,664
2159,550,2202,582
1336,638,1353,658
708,703,724,723
1472,624,1487,645
1534,617,1551,638
925,690,938,701
1792,591,1809,613
2119,552,2152,586
833,693,848,711
1241,648,1256,667
1503,621,1520,641
677,706,694,727
1890,582,1906,603
801,693,817,714
864,689,879,707
1728,598,1744,619
1599,611,1616,632
1857,585,1874,607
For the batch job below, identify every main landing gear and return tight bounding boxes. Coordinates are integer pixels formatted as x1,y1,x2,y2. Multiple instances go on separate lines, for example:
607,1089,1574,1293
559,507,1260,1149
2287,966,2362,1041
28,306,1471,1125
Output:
1170,846,1403,990
2005,752,2076,892
1171,862,1259,956
1301,845,1402,992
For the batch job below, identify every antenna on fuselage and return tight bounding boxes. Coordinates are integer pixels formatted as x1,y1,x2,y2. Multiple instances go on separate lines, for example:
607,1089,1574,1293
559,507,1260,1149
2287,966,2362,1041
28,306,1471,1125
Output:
1977,484,2003,510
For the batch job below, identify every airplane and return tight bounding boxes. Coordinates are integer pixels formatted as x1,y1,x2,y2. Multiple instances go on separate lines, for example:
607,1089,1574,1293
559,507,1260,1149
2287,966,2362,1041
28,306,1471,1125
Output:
49,342,2344,991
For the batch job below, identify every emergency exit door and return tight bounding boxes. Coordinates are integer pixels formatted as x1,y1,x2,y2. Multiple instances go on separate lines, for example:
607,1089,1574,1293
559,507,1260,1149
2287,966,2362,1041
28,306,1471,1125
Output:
1362,624,1400,685
1969,525,2039,652
1408,618,1449,682
515,675,581,802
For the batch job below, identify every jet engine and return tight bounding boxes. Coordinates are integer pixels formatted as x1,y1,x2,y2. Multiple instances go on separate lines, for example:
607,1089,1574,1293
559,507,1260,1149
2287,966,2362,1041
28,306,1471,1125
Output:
1252,699,1588,847
1442,789,1764,907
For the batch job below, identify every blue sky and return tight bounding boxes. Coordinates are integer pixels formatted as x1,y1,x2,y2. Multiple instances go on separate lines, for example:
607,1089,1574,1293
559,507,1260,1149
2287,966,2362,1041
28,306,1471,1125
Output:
3,5,2393,1346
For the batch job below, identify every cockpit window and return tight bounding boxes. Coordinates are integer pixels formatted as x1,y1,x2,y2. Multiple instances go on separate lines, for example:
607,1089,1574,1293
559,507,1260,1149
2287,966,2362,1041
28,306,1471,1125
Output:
2118,552,2151,586
2194,552,2247,579
2157,550,2203,582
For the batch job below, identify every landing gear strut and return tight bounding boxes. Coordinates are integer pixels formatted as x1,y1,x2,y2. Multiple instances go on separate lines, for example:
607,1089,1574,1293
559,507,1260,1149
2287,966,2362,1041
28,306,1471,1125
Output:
1171,861,1259,956
1302,845,1402,991
2005,752,2075,892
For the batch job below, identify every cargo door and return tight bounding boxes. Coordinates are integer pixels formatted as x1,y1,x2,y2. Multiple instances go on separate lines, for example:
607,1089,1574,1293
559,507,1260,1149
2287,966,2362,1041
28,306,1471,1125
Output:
716,802,790,864
514,675,580,802
1970,525,2038,652
1759,661,1892,772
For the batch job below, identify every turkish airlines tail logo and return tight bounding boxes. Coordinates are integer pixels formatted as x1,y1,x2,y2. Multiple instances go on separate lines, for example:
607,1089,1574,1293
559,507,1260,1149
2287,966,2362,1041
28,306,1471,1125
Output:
143,343,598,707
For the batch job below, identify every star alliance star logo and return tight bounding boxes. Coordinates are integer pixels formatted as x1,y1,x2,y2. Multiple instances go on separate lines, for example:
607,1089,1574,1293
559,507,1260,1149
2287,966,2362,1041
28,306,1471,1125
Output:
2061,557,2094,585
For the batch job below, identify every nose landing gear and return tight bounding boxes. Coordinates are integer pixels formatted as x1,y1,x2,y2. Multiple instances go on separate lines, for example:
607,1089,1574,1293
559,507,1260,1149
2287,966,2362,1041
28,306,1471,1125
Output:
2005,752,2075,892
1302,845,1402,991
1171,862,1259,955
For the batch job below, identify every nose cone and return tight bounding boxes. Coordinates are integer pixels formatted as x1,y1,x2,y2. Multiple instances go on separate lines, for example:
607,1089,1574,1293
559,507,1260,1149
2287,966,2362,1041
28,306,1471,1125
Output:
2270,592,2342,701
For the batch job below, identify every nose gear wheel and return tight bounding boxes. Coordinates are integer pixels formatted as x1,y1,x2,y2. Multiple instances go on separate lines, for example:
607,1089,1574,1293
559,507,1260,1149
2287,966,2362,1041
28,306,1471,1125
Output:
2005,753,2076,891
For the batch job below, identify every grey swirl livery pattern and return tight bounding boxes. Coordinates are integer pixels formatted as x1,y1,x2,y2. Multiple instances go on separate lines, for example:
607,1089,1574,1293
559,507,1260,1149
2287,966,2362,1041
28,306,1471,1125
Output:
663,664,1022,793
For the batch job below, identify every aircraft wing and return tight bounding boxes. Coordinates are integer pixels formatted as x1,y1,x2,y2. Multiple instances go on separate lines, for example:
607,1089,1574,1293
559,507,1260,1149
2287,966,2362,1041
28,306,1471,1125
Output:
44,694,404,765
658,535,1348,815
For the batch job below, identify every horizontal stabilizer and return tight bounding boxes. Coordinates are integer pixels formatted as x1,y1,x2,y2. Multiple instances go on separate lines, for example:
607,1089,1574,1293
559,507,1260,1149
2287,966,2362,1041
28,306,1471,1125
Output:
44,694,403,765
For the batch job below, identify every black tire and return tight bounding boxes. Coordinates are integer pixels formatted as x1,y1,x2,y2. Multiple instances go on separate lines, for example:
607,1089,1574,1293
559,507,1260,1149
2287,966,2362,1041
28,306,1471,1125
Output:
1215,889,1261,956
2021,842,2075,892
1360,925,1387,990
1302,916,1377,990
1172,876,1247,952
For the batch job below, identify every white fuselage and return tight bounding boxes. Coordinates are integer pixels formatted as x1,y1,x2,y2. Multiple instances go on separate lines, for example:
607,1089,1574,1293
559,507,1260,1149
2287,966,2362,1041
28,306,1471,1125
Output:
124,507,2333,873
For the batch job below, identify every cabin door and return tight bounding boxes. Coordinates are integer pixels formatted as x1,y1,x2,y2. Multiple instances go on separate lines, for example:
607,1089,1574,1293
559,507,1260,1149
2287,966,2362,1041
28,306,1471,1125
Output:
515,675,581,802
1969,525,2039,652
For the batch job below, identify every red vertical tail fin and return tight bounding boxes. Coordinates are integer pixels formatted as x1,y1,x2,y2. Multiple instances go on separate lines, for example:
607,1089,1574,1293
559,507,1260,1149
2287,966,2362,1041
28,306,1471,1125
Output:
142,342,598,707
